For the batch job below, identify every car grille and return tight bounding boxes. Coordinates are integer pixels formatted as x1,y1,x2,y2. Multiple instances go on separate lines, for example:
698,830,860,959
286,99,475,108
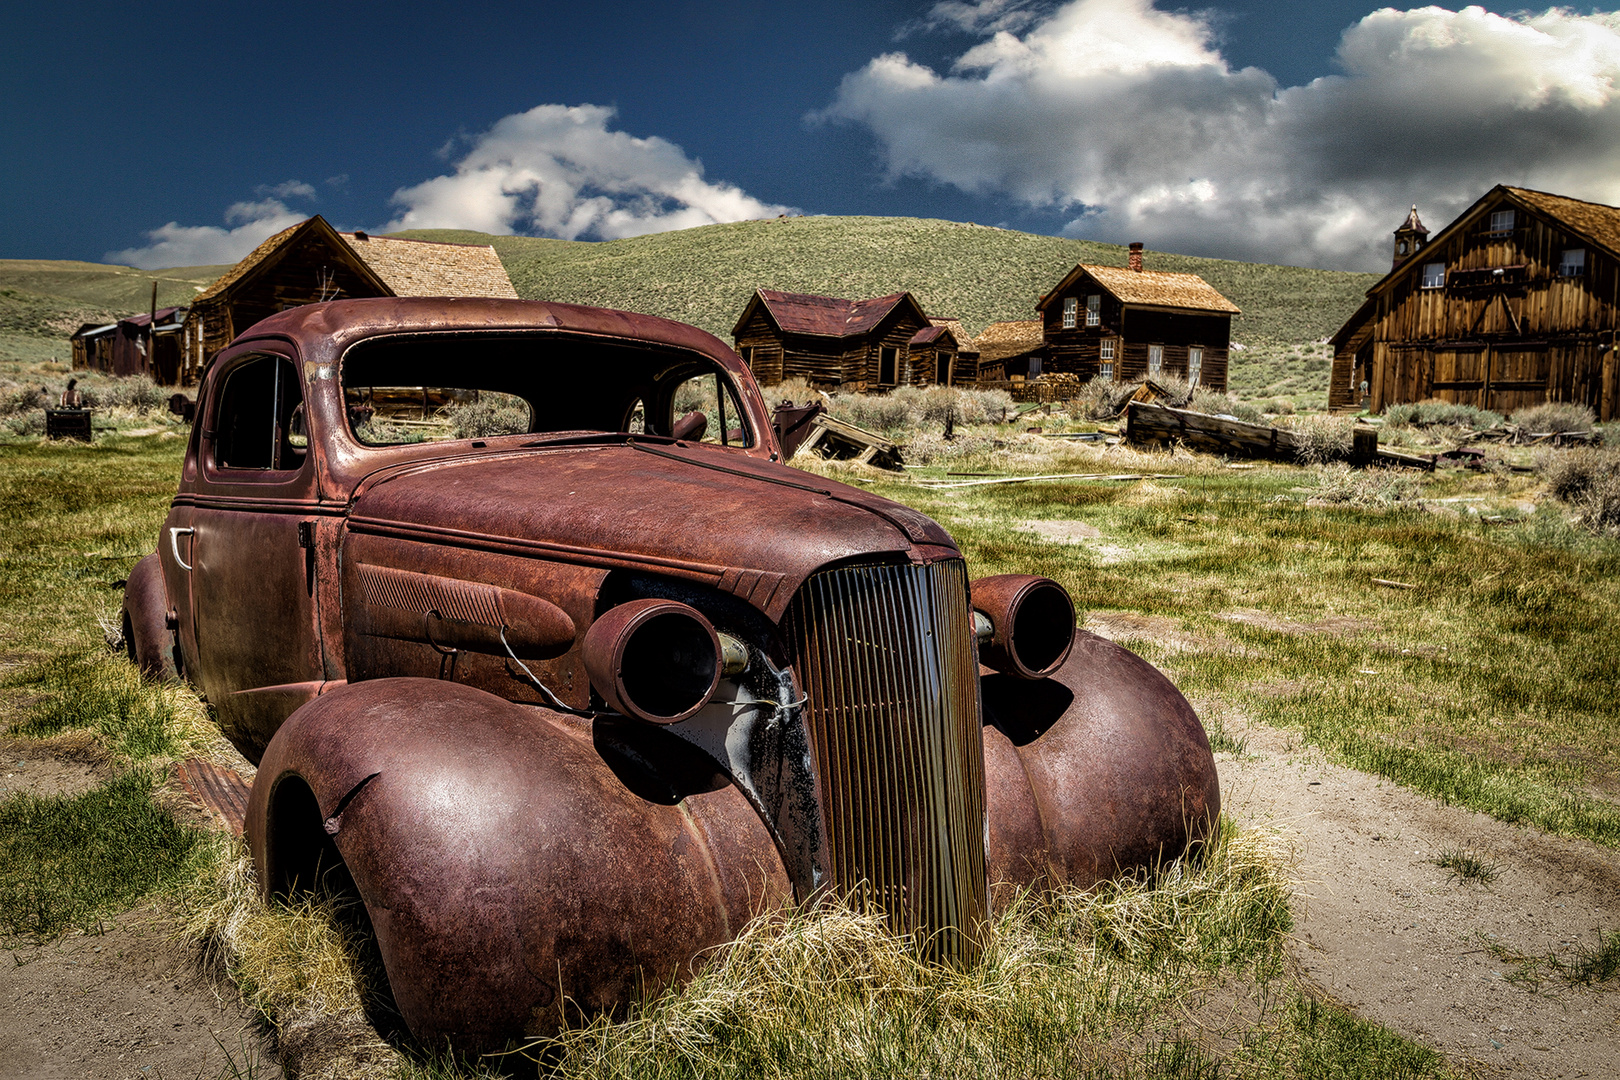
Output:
783,558,988,965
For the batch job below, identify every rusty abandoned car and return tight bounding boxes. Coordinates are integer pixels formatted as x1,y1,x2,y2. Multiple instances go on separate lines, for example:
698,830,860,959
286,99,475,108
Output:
121,297,1220,1051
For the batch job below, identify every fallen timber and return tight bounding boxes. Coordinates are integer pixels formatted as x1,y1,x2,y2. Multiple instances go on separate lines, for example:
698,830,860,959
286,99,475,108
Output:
1123,402,1431,469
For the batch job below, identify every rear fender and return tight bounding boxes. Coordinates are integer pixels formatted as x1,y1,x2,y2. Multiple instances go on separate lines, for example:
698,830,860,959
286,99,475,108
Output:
981,630,1221,894
122,553,179,680
247,677,790,1052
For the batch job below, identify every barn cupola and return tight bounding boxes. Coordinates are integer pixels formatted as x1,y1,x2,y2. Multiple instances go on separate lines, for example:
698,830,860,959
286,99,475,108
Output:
1392,205,1428,270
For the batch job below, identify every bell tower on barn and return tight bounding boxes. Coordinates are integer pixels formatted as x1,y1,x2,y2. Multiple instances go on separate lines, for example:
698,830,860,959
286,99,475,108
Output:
1392,205,1428,270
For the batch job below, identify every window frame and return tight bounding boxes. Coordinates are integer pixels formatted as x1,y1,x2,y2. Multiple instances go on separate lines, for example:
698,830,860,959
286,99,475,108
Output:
1085,294,1101,327
1487,209,1515,236
1187,346,1203,387
1560,248,1586,277
1147,344,1163,377
1061,296,1078,329
1420,262,1446,290
204,352,310,479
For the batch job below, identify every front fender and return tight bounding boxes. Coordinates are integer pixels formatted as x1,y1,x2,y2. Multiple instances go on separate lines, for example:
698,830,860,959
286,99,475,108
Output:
982,630,1221,893
247,677,790,1051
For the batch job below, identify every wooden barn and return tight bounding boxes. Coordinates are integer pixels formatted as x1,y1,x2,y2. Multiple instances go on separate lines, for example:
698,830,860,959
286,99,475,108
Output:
1330,186,1620,420
182,215,518,384
731,289,933,390
1036,244,1239,392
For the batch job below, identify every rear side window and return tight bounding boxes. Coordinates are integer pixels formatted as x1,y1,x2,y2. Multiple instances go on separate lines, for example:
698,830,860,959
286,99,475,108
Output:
212,355,306,471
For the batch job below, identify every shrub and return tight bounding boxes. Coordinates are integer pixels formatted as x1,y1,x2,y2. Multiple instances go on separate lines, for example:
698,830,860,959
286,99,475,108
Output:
85,375,167,413
1382,399,1502,430
1187,387,1265,424
1280,414,1355,464
0,381,46,416
445,397,532,439
1069,376,1138,420
5,410,44,437
1512,401,1595,434
825,385,1017,434
1538,446,1620,534
1309,463,1422,508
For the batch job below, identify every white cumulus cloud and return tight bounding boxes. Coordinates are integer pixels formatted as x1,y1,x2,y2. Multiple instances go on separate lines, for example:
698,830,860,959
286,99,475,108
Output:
822,1,1620,270
382,104,794,240
106,188,312,269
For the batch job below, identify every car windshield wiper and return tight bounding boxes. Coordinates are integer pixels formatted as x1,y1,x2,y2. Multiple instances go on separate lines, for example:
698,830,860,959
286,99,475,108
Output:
518,431,681,449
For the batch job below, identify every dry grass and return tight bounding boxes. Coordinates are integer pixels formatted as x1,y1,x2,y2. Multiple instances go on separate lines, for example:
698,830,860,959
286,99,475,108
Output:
1538,446,1620,534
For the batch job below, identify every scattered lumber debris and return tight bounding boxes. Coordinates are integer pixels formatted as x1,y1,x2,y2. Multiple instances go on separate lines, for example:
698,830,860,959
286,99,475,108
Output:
798,413,903,469
1125,401,1383,466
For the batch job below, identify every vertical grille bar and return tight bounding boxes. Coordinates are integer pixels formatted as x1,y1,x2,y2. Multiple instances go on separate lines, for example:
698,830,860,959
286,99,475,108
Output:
784,559,988,964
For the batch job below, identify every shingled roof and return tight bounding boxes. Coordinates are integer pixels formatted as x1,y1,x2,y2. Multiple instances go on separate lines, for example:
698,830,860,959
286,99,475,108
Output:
341,232,518,298
971,319,1045,364
736,289,926,338
193,215,517,304
1040,264,1240,315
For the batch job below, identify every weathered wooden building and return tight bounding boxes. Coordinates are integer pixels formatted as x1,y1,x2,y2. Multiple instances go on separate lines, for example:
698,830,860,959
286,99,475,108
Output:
907,319,978,387
1036,245,1239,392
182,215,518,383
1330,186,1620,419
731,289,933,390
71,307,187,381
971,320,1046,385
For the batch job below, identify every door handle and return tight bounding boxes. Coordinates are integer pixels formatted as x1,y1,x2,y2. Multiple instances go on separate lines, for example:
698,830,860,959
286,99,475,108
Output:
169,527,195,571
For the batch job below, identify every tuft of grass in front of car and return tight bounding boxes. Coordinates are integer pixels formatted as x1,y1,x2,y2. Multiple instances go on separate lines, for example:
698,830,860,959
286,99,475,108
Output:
1488,929,1620,991
1431,847,1499,886
188,816,1443,1079
0,769,208,940
840,451,1620,850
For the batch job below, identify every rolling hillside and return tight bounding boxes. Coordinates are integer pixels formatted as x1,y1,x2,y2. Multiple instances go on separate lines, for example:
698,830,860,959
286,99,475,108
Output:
1,216,1378,377
398,216,1379,349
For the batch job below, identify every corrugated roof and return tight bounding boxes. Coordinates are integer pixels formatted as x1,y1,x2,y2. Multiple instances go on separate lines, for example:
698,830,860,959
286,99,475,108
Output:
972,319,1045,363
1046,264,1240,314
341,232,517,299
755,289,913,337
1506,187,1620,260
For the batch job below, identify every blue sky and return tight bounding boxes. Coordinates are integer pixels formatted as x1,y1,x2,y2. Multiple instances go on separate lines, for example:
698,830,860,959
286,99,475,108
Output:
5,1,1619,271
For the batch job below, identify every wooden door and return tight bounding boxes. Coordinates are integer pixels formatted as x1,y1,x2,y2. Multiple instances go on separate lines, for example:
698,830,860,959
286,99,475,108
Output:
1487,346,1551,415
1429,348,1485,406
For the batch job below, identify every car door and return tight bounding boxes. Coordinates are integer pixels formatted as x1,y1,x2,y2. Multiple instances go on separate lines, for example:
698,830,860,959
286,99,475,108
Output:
187,349,327,757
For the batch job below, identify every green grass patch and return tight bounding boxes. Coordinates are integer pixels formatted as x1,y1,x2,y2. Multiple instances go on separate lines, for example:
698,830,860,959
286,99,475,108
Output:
0,770,207,940
1431,847,1499,886
853,460,1620,849
6,650,213,762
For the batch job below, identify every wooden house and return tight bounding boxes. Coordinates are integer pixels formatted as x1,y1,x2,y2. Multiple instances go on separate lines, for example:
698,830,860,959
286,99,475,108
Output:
1329,186,1620,419
731,289,932,390
182,215,518,384
970,320,1046,385
907,319,979,387
71,307,186,382
1036,244,1239,392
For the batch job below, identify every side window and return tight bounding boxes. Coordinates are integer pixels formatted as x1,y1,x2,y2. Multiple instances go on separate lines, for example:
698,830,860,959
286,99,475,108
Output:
212,355,306,472
1061,297,1078,329
669,372,750,447
1420,262,1446,289
1148,344,1163,376
1085,294,1101,327
1188,347,1203,387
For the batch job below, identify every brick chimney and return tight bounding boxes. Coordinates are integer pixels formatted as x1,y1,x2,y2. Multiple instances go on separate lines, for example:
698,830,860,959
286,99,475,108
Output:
1128,242,1144,272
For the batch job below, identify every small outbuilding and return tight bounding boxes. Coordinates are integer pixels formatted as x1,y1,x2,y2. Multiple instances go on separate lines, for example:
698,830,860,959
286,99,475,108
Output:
970,320,1046,385
907,319,978,387
181,215,518,384
71,307,187,382
1036,244,1239,392
1329,186,1620,419
731,289,933,390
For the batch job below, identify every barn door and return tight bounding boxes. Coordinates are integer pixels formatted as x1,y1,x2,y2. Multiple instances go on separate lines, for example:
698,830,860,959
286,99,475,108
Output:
1487,346,1551,416
1429,348,1485,406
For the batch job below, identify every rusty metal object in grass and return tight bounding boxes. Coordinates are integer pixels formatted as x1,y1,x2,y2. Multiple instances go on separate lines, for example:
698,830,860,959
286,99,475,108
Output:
122,296,1220,1051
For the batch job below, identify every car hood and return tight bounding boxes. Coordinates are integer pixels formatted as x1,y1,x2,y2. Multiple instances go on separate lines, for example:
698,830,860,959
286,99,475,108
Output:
344,441,959,620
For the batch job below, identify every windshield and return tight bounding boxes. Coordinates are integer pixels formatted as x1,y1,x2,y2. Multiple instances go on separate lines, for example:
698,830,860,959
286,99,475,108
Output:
340,331,752,449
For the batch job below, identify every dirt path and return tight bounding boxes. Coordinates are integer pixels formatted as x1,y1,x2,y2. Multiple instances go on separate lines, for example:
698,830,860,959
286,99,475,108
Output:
1216,715,1620,1078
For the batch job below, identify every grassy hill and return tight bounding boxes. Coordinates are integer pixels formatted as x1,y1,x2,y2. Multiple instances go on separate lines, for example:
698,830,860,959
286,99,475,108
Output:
0,216,1378,390
0,260,229,370
398,216,1379,350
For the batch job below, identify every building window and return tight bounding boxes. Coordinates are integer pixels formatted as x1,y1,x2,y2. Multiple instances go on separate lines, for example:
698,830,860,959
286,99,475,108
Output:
1488,209,1515,235
1188,347,1203,387
1099,338,1115,360
1062,296,1078,329
740,345,754,368
1561,248,1586,277
1420,262,1446,289
1148,344,1163,377
879,346,898,385
1085,294,1101,327
1397,240,1408,255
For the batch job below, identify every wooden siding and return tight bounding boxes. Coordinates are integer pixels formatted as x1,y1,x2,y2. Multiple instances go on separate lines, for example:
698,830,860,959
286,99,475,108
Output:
1365,189,1620,420
1041,276,1230,391
735,303,927,391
